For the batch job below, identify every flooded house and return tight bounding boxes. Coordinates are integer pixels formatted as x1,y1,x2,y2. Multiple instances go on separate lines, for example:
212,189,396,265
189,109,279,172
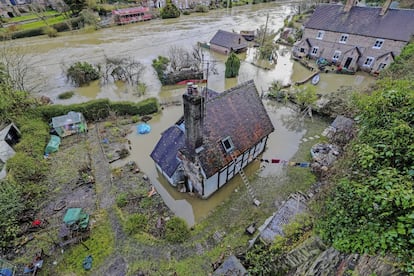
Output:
209,30,248,55
150,80,274,199
293,0,414,74
0,123,21,179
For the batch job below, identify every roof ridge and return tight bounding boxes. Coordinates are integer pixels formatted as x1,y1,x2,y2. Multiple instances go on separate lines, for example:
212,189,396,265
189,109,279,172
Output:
206,80,255,102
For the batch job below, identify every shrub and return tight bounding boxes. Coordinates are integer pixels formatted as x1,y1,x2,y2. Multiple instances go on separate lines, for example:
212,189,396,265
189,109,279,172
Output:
165,217,190,243
58,91,75,99
66,61,100,86
152,55,170,84
125,214,148,235
116,193,128,208
160,0,180,19
225,52,241,78
10,28,44,39
37,98,158,123
195,5,209,12
182,10,191,15
43,26,58,37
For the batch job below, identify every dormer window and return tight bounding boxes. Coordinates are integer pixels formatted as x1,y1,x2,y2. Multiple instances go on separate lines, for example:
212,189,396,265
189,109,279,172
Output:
339,34,349,44
373,39,384,49
316,30,324,40
221,136,234,153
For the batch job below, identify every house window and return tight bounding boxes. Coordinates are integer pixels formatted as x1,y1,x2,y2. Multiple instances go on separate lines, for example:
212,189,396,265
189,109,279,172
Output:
378,63,387,70
316,30,324,40
221,136,234,153
373,39,384,49
300,48,305,53
332,50,341,61
339,34,349,43
363,57,375,67
311,47,319,55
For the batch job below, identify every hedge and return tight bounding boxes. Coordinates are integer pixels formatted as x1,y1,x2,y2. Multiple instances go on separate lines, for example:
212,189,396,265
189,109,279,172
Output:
1,17,84,40
36,98,159,122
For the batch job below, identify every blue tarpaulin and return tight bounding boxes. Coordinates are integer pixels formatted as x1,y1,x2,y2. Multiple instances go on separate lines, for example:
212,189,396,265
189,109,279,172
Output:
137,123,151,134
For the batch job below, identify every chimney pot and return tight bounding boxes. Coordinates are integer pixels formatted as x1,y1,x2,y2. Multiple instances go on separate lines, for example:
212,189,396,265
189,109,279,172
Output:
192,85,198,95
187,82,194,95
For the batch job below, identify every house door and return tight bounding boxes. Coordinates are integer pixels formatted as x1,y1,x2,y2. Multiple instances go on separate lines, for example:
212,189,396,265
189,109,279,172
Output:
344,57,353,69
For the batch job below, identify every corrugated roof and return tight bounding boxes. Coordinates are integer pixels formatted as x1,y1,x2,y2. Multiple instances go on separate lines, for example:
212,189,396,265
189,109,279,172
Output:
209,29,248,51
304,4,414,42
52,111,84,128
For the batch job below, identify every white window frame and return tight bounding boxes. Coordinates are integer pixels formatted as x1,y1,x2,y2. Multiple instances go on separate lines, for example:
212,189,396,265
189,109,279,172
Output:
373,39,384,49
363,57,375,67
339,34,349,44
316,30,324,40
311,47,319,56
378,63,387,70
221,136,235,153
332,50,341,61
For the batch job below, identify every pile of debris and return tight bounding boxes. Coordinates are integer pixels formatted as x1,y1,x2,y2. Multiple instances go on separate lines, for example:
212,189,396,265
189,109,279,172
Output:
310,143,340,174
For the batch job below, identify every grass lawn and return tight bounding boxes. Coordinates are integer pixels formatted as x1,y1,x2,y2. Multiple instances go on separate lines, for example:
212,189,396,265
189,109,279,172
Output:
19,15,67,30
5,11,60,23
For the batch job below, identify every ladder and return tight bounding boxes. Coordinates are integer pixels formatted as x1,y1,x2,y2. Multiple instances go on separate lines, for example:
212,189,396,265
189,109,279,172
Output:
230,152,261,206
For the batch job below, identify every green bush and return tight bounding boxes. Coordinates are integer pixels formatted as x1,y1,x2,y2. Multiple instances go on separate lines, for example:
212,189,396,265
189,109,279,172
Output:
67,61,100,86
125,214,148,235
37,98,158,122
182,10,191,15
0,179,24,247
195,5,209,12
52,17,83,32
10,27,44,39
43,26,58,37
160,0,180,19
225,52,241,78
58,91,75,99
165,217,190,243
116,193,128,208
152,56,170,84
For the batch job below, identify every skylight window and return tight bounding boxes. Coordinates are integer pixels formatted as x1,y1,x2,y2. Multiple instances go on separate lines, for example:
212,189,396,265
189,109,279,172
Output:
221,136,234,153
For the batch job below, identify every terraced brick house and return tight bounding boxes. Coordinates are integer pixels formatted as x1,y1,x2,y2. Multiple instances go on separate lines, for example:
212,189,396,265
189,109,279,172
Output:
150,80,274,199
293,0,414,73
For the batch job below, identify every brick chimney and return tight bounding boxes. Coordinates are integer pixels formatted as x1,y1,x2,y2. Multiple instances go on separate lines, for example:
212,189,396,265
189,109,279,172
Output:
380,0,392,16
343,0,357,12
183,83,204,159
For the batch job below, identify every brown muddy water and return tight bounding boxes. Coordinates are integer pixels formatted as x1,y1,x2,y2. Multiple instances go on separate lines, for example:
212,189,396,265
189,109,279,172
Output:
5,2,375,226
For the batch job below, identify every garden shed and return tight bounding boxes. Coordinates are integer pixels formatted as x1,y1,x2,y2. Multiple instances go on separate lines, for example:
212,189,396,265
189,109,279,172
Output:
51,111,88,137
0,123,21,179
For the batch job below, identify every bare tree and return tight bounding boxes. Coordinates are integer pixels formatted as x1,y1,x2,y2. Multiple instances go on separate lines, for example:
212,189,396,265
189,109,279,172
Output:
0,43,35,92
98,56,146,86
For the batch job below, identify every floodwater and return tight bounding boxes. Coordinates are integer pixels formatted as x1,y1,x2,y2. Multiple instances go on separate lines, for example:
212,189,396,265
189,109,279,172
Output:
5,2,376,225
120,100,322,226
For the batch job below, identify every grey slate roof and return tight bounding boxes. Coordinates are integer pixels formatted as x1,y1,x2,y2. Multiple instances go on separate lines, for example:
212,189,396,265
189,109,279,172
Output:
213,255,247,275
150,125,185,178
210,29,248,51
304,4,414,42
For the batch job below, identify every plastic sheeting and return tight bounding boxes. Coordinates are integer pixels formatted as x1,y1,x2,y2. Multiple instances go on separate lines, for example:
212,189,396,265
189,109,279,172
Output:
137,123,151,134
